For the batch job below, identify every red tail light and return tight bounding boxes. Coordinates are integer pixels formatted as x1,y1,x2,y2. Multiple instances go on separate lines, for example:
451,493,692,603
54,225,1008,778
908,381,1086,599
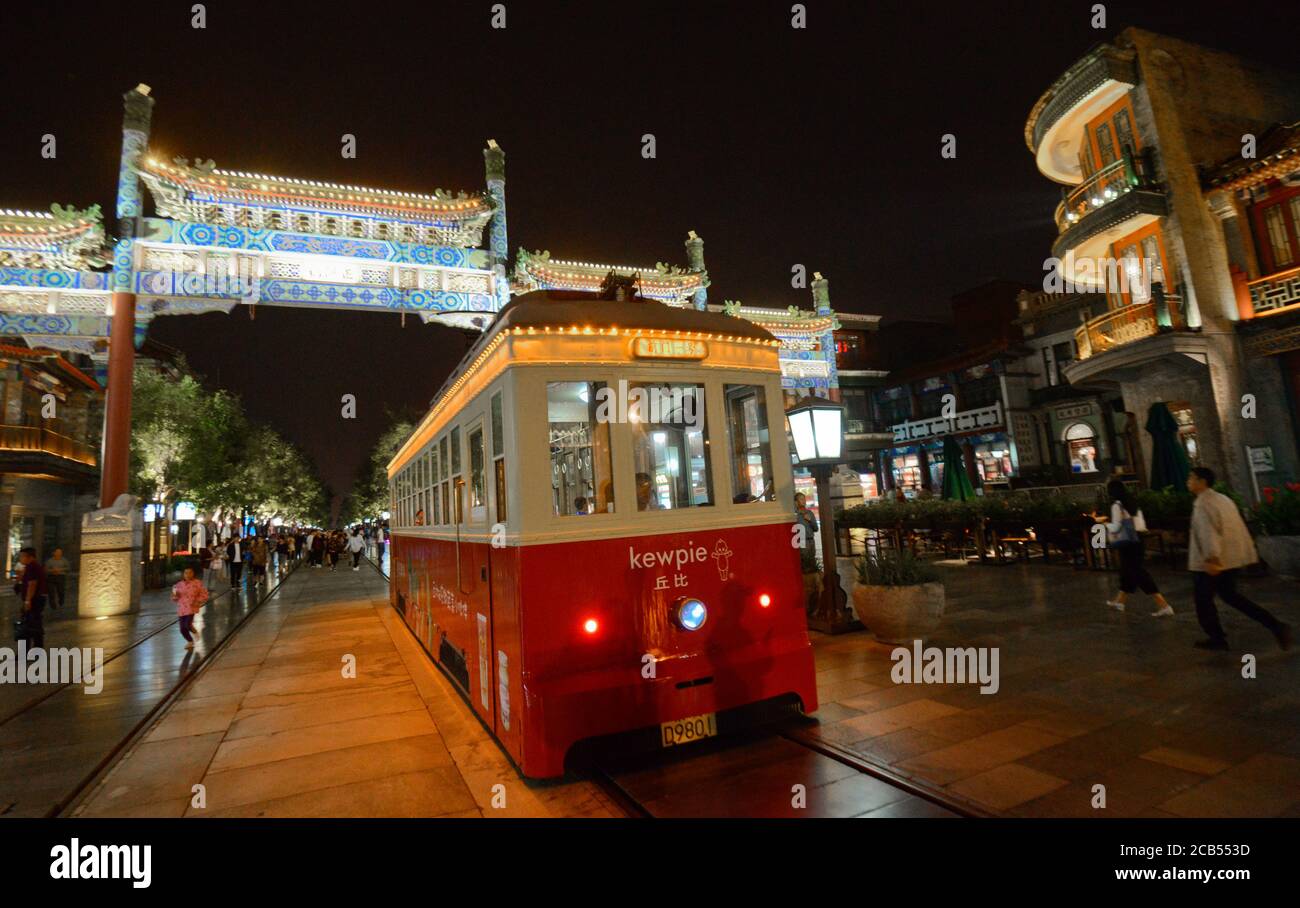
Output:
582,618,599,635
758,593,772,608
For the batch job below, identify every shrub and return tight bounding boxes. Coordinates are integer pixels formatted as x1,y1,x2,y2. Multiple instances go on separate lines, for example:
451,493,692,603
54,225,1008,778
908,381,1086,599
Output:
1255,482,1300,536
854,549,941,586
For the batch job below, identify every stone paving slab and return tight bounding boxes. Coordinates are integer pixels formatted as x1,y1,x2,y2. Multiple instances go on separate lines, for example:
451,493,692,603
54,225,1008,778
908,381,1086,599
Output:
808,560,1300,817
75,563,619,819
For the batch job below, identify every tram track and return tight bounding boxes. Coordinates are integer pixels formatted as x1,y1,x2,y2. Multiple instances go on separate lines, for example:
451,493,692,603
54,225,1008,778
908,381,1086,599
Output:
0,560,300,819
582,719,987,819
367,554,981,819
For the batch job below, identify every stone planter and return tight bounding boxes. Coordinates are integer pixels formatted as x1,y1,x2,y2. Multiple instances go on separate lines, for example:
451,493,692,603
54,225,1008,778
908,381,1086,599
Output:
851,581,945,644
1257,535,1300,580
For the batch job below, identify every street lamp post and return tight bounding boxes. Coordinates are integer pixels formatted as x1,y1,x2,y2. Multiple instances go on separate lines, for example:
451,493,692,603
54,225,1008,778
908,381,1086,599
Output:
786,398,853,632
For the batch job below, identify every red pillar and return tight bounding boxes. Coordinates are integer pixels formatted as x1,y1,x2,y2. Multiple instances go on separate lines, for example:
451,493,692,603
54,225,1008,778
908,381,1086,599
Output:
100,291,136,507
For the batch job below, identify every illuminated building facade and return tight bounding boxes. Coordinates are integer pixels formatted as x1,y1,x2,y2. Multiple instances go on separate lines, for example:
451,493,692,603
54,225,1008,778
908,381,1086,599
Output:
1026,28,1300,494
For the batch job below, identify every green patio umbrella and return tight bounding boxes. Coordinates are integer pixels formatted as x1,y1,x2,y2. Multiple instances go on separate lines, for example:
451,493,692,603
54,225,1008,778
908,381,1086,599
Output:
941,434,976,500
1145,402,1191,492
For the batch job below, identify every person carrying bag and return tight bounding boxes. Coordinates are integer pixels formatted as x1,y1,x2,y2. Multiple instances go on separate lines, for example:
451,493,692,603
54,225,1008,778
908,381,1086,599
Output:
1102,479,1174,617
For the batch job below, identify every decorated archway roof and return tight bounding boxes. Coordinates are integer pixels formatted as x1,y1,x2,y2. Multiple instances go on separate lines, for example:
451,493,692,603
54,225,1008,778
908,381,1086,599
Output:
717,301,839,336
137,156,494,225
0,206,109,269
512,248,707,304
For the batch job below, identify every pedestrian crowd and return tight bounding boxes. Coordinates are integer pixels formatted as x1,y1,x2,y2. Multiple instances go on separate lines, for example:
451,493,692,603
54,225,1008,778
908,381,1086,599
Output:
11,521,389,652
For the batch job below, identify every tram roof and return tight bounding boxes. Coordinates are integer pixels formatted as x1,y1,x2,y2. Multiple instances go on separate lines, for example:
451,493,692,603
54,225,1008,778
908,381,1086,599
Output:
489,290,777,342
391,290,781,473
425,288,777,414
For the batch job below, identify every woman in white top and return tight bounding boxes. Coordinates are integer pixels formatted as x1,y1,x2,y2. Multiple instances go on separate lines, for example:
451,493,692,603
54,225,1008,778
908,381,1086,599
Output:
1103,479,1173,616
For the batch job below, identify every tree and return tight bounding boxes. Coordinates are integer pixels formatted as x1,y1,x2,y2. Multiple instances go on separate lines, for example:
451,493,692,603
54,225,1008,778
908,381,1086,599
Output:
352,412,416,519
129,363,331,527
129,368,247,511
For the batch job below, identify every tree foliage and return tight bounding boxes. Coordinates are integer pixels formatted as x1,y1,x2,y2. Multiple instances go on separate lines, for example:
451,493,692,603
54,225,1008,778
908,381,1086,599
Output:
129,365,330,525
351,413,416,520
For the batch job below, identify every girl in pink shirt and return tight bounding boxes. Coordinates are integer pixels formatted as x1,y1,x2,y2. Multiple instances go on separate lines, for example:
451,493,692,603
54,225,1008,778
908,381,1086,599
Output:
172,567,210,650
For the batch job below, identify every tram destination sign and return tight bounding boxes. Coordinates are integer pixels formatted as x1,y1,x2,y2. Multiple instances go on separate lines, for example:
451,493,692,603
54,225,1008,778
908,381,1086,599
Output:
630,337,709,360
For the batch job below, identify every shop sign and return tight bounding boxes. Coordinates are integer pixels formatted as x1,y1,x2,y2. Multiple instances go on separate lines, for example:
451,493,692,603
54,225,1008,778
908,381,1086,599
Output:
1055,403,1093,420
1248,445,1274,472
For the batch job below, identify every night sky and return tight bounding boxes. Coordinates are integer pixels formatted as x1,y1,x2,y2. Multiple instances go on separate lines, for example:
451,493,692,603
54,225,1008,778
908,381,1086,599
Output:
3,0,1296,502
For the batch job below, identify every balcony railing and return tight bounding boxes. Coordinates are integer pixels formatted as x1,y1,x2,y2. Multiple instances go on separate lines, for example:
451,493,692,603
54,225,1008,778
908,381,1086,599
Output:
1074,291,1182,361
1248,265,1300,317
891,402,1003,444
0,425,97,466
1055,151,1155,234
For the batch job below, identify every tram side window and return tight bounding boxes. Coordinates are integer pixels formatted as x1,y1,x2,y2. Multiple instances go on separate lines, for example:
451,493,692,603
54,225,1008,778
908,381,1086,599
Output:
419,451,431,525
450,426,463,524
431,446,441,525
491,392,507,524
725,384,775,502
439,435,450,527
548,381,614,516
628,382,712,511
424,450,434,523
468,423,487,521
413,458,421,526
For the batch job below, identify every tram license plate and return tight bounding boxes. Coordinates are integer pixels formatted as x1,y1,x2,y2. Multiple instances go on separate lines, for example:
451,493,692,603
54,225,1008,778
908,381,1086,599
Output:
660,712,718,748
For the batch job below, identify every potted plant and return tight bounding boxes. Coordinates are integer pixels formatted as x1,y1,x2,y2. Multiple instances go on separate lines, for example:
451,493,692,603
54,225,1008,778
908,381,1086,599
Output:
1254,482,1300,579
850,549,945,644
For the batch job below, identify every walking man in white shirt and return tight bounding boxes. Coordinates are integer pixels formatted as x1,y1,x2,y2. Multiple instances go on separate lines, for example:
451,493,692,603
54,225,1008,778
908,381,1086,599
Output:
1187,467,1291,651
347,529,365,571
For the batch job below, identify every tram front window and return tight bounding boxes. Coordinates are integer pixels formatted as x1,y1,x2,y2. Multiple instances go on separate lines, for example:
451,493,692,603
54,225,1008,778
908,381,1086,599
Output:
548,381,614,516
629,383,712,510
725,384,774,502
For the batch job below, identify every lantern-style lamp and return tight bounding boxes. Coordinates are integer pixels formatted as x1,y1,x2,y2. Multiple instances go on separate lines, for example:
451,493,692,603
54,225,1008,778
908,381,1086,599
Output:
786,398,853,631
787,399,846,464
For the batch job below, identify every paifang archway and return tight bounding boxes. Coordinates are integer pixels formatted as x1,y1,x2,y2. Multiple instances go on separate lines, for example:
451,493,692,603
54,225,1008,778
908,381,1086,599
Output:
0,85,869,614
0,85,510,613
4,85,510,503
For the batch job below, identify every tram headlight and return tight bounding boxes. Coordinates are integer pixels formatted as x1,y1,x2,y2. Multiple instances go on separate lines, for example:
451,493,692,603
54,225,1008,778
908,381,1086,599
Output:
673,597,708,631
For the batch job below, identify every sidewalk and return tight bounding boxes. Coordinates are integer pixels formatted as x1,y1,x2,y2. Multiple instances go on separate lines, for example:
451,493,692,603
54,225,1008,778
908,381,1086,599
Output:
0,557,295,721
0,559,297,818
75,563,618,818
805,560,1300,817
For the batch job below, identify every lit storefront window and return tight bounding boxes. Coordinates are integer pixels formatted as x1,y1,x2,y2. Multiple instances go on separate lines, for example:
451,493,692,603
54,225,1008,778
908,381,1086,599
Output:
974,444,1012,482
892,454,923,491
859,472,879,499
1169,403,1200,465
1065,422,1099,473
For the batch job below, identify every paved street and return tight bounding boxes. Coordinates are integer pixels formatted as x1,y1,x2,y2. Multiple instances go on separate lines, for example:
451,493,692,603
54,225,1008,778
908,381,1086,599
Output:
807,561,1300,817
65,555,1299,819
75,562,617,818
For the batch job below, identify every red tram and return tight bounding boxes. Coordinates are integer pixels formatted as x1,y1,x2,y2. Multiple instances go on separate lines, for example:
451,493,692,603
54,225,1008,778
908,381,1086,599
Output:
386,288,818,777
